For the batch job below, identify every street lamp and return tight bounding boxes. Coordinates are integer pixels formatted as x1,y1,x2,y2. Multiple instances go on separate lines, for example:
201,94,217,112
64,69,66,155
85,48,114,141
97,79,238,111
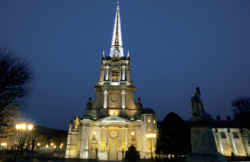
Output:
27,124,33,131
15,122,34,150
16,123,34,131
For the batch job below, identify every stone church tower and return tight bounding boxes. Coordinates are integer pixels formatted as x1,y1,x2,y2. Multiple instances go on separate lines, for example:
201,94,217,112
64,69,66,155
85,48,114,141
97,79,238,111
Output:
87,4,137,119
65,3,157,160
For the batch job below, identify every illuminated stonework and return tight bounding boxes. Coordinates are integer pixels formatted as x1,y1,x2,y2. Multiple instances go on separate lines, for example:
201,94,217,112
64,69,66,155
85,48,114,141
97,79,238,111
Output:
65,115,157,160
213,128,250,157
65,4,157,160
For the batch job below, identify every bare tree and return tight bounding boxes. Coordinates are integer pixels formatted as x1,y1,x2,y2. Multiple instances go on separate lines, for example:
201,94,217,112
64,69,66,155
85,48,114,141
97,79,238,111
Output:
232,97,250,113
232,97,250,129
0,48,32,130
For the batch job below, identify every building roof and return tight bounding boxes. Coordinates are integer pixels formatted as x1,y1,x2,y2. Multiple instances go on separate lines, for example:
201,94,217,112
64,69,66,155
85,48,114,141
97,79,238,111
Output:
185,120,244,129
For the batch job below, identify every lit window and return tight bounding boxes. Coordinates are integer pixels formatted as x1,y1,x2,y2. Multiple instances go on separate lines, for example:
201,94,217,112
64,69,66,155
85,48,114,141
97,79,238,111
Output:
233,132,239,139
220,132,227,139
148,119,151,123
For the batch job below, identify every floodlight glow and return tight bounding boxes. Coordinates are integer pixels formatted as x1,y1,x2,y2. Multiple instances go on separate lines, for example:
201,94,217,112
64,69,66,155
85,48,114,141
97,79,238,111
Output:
1,143,7,147
146,133,156,138
27,124,33,131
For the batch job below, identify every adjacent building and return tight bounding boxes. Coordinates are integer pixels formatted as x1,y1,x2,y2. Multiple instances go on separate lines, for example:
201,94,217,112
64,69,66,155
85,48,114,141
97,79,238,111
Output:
212,123,250,157
188,87,250,158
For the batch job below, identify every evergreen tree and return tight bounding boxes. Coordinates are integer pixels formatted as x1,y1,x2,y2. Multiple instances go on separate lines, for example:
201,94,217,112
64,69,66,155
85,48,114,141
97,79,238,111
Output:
232,98,250,129
156,112,191,156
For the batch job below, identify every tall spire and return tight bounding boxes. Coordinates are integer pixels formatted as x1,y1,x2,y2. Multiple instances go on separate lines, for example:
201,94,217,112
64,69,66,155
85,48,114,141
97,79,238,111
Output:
110,1,124,57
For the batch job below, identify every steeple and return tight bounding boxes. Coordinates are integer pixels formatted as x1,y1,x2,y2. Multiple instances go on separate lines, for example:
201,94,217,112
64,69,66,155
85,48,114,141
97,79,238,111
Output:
110,1,124,57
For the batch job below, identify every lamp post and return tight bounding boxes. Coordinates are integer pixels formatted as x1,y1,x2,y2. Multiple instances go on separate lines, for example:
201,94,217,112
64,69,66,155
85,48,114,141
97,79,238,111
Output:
15,123,34,151
16,123,34,131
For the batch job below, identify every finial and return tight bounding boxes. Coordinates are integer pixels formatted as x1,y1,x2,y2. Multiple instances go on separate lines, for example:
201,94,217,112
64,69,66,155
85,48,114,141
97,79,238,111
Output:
102,50,105,58
127,50,130,58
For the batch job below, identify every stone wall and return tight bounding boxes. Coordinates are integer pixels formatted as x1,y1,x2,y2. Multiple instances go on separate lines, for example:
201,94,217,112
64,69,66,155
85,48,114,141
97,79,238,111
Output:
212,128,249,157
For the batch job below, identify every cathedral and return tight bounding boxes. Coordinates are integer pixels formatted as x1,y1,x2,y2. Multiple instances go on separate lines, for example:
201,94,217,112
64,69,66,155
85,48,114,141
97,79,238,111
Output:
65,4,157,160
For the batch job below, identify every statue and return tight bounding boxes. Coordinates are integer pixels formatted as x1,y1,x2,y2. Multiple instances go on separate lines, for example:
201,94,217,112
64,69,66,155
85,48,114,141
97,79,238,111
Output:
191,87,209,121
187,87,226,162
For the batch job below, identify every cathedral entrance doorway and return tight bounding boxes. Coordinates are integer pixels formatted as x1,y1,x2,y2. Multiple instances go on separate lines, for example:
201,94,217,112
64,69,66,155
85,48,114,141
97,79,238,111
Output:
108,128,120,160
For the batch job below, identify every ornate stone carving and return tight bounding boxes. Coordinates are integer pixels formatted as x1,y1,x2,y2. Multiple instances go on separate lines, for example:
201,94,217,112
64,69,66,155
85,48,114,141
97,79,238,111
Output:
110,130,118,138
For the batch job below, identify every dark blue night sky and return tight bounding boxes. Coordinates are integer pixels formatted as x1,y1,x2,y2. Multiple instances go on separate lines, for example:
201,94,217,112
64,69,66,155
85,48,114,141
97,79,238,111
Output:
1,0,250,129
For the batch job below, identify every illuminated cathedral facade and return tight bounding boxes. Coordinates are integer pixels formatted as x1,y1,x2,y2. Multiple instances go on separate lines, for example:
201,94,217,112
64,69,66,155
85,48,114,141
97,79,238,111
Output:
65,4,157,160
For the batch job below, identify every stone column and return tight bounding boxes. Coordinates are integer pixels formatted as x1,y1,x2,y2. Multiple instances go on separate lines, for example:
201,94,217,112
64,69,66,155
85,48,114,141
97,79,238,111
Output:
84,126,90,159
99,65,105,82
125,127,128,150
105,65,110,81
121,90,126,109
126,69,131,82
122,65,126,81
217,130,224,154
79,125,84,158
104,90,108,109
97,127,101,153
241,129,250,156
105,127,108,152
119,127,123,152
230,130,238,155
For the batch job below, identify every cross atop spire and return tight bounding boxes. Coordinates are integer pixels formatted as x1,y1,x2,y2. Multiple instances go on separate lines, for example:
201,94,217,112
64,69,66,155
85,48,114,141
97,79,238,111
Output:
110,1,124,57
